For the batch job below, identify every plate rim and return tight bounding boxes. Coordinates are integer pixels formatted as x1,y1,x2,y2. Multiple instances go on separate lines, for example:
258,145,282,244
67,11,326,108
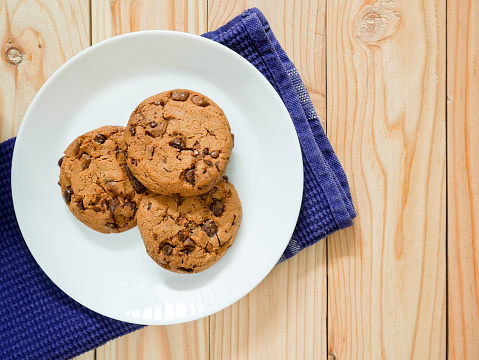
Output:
11,30,304,325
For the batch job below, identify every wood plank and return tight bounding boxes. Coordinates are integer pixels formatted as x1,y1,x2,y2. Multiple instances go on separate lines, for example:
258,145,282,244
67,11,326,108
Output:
208,3,327,359
92,1,209,359
447,0,479,358
92,0,206,44
327,0,446,359
96,322,209,360
208,0,327,124
0,1,91,358
74,351,95,360
0,0,90,141
210,246,326,360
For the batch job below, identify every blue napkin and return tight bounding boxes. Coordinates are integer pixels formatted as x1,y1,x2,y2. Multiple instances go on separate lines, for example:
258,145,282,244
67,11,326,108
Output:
0,8,355,360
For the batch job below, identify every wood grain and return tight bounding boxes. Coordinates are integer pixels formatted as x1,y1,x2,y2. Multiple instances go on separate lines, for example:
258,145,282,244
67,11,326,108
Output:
327,0,446,359
91,1,209,359
92,0,206,44
0,0,90,141
74,350,95,360
208,0,326,125
208,1,327,359
0,1,90,358
96,321,209,360
210,246,326,360
447,0,479,358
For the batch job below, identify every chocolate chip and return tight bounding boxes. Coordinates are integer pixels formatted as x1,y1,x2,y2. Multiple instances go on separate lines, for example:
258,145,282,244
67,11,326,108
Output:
206,243,213,252
63,187,73,204
178,232,185,242
72,140,81,156
193,149,199,157
147,202,152,210
124,163,146,194
201,192,209,201
158,120,168,135
185,169,195,183
179,267,193,273
204,160,213,167
171,90,190,101
149,122,157,128
163,244,173,256
202,220,218,237
211,150,219,159
94,134,106,144
215,162,220,172
123,202,136,217
106,182,120,195
129,126,136,136
147,128,164,137
203,148,209,156
223,175,229,182
109,198,120,214
232,215,236,225
79,153,91,170
184,238,195,247
169,137,186,150
145,146,154,159
77,200,85,211
58,156,64,167
192,95,209,107
211,200,224,216
172,193,182,205
106,223,117,230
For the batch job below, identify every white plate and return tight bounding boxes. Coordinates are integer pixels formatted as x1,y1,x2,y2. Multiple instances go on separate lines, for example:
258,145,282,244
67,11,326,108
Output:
11,31,303,325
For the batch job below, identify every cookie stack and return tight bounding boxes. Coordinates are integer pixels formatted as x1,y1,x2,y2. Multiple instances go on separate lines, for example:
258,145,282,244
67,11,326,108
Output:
58,89,242,274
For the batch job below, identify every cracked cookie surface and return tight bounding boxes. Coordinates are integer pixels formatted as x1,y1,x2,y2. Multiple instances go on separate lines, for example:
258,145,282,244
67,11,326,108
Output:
137,177,242,274
125,89,234,196
58,126,143,233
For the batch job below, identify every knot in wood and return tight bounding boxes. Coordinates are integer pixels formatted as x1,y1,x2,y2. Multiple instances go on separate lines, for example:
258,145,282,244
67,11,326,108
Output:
5,47,24,65
355,5,399,44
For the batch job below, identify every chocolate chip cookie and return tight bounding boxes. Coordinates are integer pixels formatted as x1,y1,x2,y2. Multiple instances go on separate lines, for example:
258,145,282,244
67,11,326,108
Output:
58,126,144,233
137,177,242,273
125,89,234,196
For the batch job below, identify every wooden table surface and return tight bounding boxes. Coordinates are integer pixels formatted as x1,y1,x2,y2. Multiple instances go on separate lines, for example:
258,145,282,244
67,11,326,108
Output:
1,0,477,359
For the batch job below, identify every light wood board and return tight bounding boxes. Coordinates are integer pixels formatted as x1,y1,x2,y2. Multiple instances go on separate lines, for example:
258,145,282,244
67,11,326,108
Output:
92,1,208,359
447,0,479,358
0,0,90,141
207,1,327,359
326,0,446,358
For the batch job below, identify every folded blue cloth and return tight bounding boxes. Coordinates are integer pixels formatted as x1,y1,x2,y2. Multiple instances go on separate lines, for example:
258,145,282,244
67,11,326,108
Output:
0,8,355,360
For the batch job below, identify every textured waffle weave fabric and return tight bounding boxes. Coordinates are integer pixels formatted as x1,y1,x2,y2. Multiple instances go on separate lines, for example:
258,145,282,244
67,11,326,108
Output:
0,8,355,360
